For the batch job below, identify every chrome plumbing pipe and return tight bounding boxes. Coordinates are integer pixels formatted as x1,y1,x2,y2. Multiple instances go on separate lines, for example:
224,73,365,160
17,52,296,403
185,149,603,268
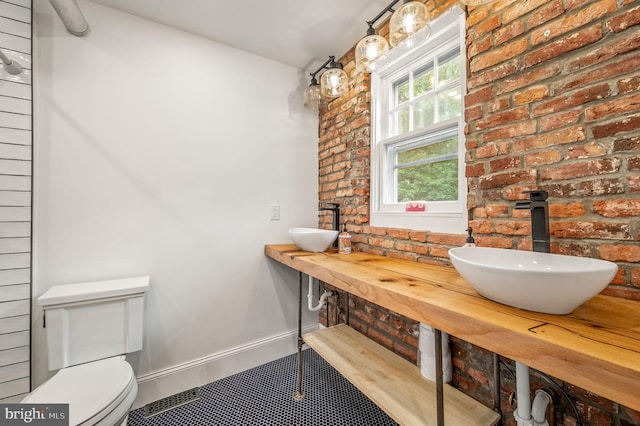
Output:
49,0,89,36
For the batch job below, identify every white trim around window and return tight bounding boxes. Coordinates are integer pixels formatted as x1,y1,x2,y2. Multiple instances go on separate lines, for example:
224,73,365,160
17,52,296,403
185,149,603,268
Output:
370,6,467,233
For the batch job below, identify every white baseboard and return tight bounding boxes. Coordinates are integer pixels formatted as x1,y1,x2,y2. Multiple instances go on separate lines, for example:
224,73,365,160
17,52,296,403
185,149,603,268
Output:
132,324,318,410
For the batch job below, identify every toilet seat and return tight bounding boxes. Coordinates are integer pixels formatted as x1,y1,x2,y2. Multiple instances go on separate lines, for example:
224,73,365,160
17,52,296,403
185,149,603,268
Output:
22,356,137,426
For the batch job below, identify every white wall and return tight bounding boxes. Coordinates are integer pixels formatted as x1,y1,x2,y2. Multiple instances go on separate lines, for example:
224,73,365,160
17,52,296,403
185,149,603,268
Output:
33,0,319,406
0,0,32,403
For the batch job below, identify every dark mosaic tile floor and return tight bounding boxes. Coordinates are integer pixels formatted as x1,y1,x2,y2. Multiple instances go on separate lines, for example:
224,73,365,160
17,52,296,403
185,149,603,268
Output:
127,349,398,425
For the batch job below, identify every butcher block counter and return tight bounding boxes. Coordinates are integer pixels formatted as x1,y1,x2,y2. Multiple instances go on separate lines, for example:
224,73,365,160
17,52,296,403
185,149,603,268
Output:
265,244,640,412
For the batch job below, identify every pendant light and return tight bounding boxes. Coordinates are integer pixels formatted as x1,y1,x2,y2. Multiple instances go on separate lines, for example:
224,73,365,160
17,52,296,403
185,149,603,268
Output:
303,56,348,111
389,1,431,49
320,57,348,98
355,25,390,73
355,0,404,73
303,77,321,111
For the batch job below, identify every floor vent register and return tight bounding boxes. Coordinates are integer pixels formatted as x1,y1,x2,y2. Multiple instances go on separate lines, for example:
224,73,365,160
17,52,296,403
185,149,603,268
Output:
144,387,201,418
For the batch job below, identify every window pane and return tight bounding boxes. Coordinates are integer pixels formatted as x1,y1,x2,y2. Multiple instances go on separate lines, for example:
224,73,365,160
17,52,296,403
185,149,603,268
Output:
397,107,410,134
413,96,435,130
438,49,461,86
437,86,462,121
397,158,458,202
397,137,457,165
414,62,434,97
394,76,410,104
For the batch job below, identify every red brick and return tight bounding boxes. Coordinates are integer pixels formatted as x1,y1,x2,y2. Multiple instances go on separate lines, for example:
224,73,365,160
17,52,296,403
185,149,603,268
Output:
618,74,640,94
533,84,610,117
409,231,427,242
607,4,640,32
476,143,498,158
395,242,429,255
566,142,608,159
593,199,640,217
552,222,631,240
483,121,538,142
557,55,640,94
465,85,495,107
514,126,586,151
525,150,562,166
502,0,553,24
526,0,565,29
466,163,486,177
514,85,549,104
466,5,489,27
497,64,561,95
577,178,626,196
586,92,640,121
494,20,525,45
488,97,511,113
474,14,501,37
485,204,509,217
496,221,530,236
541,158,620,181
369,237,395,249
468,35,492,59
525,25,603,69
479,169,537,189
629,175,640,192
592,114,640,138
476,106,529,130
468,60,520,90
489,156,521,172
549,203,586,218
426,233,467,246
471,38,528,73
569,26,640,72
388,228,410,239
429,245,451,258
540,109,582,131
530,0,615,47
475,236,515,248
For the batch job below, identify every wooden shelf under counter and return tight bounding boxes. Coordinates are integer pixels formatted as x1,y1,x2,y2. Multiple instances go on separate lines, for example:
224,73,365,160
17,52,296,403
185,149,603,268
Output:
265,244,640,412
304,324,500,425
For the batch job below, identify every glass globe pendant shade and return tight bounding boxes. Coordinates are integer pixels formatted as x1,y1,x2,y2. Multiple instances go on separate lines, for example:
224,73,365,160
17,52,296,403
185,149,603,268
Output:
320,66,348,98
355,33,389,73
303,82,321,111
390,1,431,49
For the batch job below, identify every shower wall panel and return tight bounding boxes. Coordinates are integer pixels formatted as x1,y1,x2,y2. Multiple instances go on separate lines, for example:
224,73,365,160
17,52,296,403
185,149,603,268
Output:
0,0,32,402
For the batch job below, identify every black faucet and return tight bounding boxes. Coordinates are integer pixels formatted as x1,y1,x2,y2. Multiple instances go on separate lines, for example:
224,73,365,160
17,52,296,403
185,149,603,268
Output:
515,190,550,253
320,203,340,247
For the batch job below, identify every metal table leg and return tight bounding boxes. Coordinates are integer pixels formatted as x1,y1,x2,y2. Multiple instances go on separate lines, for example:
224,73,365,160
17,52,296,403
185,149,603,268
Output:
294,271,305,400
435,329,444,426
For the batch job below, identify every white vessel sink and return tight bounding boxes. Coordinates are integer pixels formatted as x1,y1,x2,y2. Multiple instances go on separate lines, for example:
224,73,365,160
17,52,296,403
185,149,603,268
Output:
288,228,339,252
448,247,618,315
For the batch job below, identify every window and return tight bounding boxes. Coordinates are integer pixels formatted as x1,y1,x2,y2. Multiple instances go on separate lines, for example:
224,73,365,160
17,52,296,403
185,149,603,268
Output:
371,7,467,232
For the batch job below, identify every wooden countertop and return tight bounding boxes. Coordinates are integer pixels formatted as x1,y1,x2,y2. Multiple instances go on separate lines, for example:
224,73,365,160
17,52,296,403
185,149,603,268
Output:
265,244,640,412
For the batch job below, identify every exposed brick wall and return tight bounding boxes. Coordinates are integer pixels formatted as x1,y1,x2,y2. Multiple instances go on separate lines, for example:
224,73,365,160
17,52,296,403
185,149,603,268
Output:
317,0,640,425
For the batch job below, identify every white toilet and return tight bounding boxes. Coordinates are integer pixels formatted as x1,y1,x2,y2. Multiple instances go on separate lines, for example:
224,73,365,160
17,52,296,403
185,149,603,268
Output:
22,276,150,426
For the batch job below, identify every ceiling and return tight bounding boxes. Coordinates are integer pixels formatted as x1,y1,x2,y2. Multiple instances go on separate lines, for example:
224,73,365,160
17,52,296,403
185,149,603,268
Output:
89,0,392,72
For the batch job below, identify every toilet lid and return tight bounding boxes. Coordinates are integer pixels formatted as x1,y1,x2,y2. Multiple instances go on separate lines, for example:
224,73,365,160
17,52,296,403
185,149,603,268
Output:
23,356,135,425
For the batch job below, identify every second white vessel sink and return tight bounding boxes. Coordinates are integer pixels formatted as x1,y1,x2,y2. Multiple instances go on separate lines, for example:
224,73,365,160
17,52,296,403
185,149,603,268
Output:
448,247,618,315
288,228,339,252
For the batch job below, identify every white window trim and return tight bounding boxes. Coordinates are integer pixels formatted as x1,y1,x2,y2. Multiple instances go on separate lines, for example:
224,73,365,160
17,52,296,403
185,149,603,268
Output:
370,6,467,233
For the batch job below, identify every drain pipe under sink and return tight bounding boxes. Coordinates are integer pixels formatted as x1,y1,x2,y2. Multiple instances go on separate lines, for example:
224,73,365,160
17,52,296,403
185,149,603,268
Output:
514,362,552,426
307,275,332,311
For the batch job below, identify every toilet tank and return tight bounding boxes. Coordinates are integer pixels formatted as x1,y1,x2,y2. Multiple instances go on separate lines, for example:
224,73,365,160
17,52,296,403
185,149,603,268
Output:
38,276,150,371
